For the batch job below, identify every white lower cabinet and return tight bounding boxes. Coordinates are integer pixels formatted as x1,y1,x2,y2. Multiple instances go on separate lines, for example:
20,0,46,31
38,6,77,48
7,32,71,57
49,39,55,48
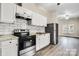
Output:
0,39,18,56
1,44,17,56
36,33,50,51
36,36,40,51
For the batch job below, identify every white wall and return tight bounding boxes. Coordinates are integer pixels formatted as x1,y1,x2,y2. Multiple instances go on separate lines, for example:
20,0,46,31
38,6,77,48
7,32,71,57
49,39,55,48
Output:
57,17,79,37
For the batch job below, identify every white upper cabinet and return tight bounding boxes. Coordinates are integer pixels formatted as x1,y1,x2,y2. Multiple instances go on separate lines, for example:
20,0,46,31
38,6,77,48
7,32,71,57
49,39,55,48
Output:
32,12,47,27
16,6,33,19
16,5,47,26
16,6,24,15
0,3,16,23
32,12,40,26
39,14,47,26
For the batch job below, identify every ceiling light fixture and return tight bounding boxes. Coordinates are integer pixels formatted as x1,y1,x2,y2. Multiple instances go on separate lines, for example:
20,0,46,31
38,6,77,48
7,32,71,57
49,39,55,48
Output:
63,10,72,20
65,15,69,20
63,14,69,20
57,3,61,6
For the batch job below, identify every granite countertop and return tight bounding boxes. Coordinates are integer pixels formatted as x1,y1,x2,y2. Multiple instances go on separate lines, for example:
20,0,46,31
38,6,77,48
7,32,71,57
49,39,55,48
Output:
36,33,46,34
0,35,18,42
36,33,50,34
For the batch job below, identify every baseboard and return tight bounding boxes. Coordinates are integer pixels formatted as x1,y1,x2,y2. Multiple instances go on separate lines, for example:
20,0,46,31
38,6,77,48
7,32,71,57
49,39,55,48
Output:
59,35,79,39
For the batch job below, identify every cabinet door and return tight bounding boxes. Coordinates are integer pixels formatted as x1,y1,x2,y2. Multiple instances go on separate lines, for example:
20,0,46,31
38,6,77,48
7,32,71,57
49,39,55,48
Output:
36,34,50,51
39,15,47,26
39,15,43,26
40,34,50,49
39,34,45,49
38,14,41,26
2,44,18,56
32,12,44,26
32,12,37,26
32,12,39,26
16,5,24,14
32,12,47,26
45,34,50,46
1,39,18,56
43,34,49,48
41,16,47,26
1,3,16,23
25,9,33,19
36,36,40,51
43,17,47,26
17,6,33,18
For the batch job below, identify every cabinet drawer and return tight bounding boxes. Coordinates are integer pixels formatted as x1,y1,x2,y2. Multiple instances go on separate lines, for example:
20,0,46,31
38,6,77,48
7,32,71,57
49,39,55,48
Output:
21,49,35,56
1,39,18,46
20,46,35,55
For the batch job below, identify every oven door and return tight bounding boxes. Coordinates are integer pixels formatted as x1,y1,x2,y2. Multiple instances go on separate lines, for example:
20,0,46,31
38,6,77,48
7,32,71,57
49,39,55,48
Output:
23,35,36,49
23,40,33,48
19,35,36,50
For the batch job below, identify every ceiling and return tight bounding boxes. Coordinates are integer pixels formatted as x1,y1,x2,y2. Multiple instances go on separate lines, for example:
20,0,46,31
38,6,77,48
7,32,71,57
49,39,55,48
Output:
36,3,57,13
36,3,79,18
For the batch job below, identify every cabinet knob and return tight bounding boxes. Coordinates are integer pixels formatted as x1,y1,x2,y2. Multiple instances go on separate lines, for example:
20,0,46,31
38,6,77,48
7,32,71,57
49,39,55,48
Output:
24,12,26,14
16,44,18,46
9,42,12,43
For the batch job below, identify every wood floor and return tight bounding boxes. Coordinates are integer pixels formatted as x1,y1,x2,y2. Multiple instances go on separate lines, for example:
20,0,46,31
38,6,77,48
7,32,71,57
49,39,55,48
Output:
35,37,79,56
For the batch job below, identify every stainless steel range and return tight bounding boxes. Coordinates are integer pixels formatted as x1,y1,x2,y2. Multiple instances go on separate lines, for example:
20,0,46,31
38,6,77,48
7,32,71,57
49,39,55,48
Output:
14,29,36,56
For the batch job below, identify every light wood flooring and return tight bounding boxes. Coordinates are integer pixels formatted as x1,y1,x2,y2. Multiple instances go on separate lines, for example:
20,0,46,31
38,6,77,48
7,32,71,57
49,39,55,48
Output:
35,37,79,56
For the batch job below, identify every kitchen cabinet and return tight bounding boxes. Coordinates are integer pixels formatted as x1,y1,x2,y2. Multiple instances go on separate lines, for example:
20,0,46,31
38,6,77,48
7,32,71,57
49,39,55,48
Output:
0,38,18,56
40,34,50,49
32,12,47,27
16,5,24,15
0,3,16,23
36,35,40,51
16,6,33,25
39,14,47,26
16,5,33,19
16,5,47,26
32,12,39,26
36,33,50,51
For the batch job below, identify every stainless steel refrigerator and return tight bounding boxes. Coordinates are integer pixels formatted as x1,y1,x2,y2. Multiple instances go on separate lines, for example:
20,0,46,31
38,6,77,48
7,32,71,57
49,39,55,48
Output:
45,23,58,45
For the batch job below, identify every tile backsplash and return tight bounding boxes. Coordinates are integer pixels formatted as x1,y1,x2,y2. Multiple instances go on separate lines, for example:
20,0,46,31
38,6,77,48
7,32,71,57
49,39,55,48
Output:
0,19,45,35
